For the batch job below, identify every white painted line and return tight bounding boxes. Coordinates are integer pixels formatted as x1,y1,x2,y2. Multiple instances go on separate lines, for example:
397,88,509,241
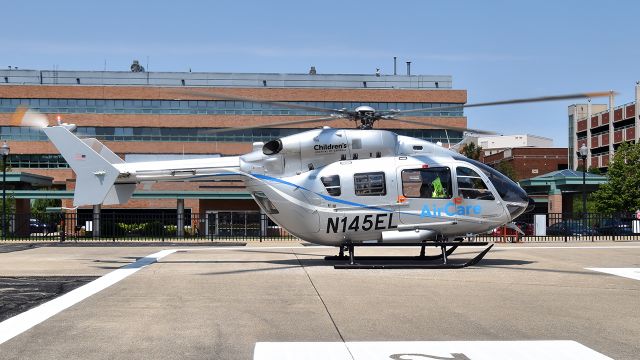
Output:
254,340,613,360
586,267,640,281
0,249,177,345
495,245,640,250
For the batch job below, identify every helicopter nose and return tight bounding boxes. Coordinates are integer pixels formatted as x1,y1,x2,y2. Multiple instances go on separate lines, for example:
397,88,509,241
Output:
505,193,531,220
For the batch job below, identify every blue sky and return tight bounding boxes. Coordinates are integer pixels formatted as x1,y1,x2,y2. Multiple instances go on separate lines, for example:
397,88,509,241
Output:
2,0,639,146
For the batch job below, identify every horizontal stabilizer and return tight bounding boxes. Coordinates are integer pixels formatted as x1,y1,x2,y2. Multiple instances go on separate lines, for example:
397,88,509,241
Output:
103,183,137,205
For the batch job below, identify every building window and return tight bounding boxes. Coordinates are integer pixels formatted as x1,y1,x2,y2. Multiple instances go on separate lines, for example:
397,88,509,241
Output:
354,172,386,196
0,126,464,145
402,167,452,199
456,167,495,200
320,175,341,196
0,98,464,117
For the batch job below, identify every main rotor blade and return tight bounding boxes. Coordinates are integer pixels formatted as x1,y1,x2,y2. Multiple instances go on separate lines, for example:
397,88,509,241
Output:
12,106,50,128
201,116,343,135
384,117,496,135
389,91,613,116
171,89,340,114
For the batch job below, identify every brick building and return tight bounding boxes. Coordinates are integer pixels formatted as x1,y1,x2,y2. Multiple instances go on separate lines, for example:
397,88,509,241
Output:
569,83,640,171
0,68,467,226
482,147,568,181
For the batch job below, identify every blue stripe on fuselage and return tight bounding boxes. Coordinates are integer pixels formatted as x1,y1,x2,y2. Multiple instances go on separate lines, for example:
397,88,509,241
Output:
251,173,392,212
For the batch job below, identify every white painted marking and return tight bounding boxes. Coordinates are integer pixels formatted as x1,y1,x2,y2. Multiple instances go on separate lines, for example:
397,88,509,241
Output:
254,341,613,360
495,245,640,250
0,249,177,345
587,267,640,281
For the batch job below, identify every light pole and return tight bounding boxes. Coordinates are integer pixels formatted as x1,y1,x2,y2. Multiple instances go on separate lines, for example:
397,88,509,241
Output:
1,141,10,240
577,144,588,216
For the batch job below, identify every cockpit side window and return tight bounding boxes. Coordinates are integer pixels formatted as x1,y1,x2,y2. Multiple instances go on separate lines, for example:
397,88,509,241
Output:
451,154,528,203
456,167,495,200
321,175,341,196
402,167,452,199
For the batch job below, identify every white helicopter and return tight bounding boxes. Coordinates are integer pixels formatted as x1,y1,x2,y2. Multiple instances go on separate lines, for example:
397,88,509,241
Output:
16,91,608,268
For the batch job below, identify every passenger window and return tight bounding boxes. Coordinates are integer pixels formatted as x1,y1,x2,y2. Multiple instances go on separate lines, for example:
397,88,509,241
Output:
321,175,341,196
402,167,452,199
456,167,495,200
354,172,386,196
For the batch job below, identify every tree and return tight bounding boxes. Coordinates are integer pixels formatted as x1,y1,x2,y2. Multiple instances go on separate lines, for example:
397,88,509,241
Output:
587,167,602,175
0,158,14,236
31,198,61,217
591,142,640,214
460,142,482,160
495,161,518,181
576,164,602,175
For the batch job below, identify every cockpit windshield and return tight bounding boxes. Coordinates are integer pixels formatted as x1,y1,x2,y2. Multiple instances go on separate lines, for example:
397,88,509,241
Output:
452,154,528,203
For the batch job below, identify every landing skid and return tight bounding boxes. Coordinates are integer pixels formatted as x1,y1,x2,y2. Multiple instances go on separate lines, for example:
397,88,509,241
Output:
326,241,494,269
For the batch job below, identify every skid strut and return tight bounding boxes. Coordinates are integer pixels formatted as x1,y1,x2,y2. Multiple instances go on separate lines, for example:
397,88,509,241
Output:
326,241,493,269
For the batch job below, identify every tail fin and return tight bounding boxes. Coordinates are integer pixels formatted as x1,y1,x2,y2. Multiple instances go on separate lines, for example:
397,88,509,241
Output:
43,126,122,206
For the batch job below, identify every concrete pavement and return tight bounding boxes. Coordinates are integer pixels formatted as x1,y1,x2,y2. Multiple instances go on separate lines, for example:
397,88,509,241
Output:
0,242,638,359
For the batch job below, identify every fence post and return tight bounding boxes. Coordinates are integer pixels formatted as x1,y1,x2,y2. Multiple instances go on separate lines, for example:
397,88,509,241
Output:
112,212,116,242
161,212,165,242
60,213,66,243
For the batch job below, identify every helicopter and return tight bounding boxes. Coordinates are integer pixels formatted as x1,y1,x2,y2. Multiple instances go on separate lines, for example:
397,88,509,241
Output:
17,90,610,268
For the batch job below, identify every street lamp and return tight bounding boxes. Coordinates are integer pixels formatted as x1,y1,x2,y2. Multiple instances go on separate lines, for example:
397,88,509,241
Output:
1,141,10,240
577,144,588,216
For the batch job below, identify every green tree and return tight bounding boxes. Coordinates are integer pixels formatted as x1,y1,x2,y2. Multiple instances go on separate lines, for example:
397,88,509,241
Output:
591,142,640,214
588,166,602,175
576,164,602,175
0,158,15,236
31,198,61,217
460,142,482,160
495,161,518,181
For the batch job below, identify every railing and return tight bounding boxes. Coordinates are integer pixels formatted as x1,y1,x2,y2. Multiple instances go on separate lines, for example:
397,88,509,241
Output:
477,212,640,243
0,212,298,242
0,212,637,243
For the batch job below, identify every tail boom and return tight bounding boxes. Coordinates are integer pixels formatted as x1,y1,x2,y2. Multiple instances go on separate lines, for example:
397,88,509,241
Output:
43,126,243,206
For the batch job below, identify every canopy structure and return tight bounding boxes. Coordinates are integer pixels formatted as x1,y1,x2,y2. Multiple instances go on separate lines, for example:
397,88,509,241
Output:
519,169,608,213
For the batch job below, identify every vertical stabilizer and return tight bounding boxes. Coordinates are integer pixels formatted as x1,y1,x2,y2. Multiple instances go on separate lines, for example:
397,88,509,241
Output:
43,126,121,206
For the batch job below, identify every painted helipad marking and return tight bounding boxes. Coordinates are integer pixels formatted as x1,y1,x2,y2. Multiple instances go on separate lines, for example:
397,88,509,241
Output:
254,341,612,360
0,249,177,345
586,267,640,281
495,245,640,250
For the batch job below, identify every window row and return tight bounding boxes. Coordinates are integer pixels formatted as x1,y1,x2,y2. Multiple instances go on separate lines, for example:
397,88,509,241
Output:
0,98,464,117
0,126,463,144
321,167,494,200
8,154,69,168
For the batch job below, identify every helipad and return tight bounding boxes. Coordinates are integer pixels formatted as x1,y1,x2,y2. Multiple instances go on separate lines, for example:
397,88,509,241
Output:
0,242,638,359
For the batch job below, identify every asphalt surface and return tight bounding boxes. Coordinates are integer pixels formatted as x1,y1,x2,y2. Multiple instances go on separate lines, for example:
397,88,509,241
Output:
0,242,638,359
0,276,98,322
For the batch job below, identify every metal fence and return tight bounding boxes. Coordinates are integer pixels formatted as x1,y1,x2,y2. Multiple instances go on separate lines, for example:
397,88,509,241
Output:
0,212,638,242
0,212,298,242
477,212,640,243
